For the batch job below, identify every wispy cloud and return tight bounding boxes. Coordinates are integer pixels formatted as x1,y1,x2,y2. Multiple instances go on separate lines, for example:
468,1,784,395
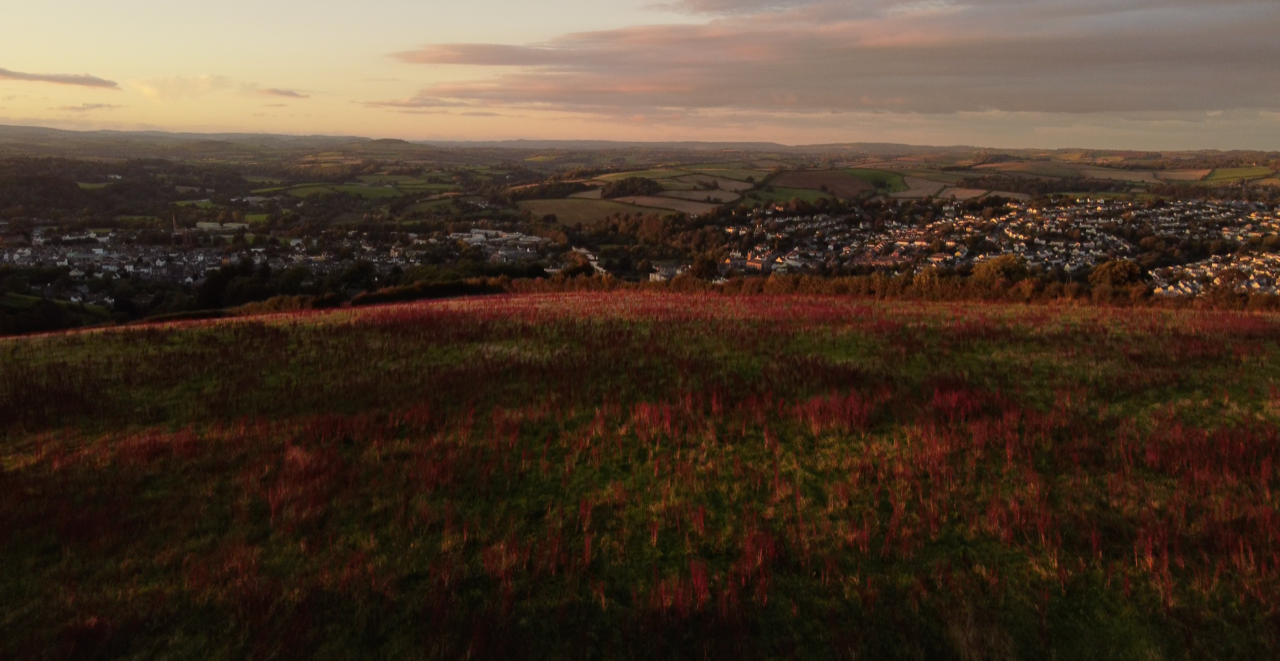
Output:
256,87,309,99
49,103,124,112
365,96,480,109
0,67,119,90
134,75,235,100
133,76,312,101
386,0,1280,119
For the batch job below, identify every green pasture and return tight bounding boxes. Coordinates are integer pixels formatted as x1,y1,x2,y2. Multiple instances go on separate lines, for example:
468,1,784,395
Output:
684,168,768,182
681,162,756,170
517,198,641,223
976,161,1083,178
1,292,109,317
1206,167,1274,182
844,169,910,193
897,169,976,184
595,169,687,182
357,174,421,184
396,183,457,192
658,179,698,191
286,184,404,199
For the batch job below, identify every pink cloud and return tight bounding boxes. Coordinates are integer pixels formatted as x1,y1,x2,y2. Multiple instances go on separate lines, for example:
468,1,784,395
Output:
382,0,1280,117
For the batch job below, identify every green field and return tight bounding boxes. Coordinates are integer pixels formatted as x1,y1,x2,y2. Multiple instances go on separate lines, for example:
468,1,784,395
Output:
974,161,1083,179
286,184,405,199
0,292,41,309
245,213,270,224
2,293,1280,658
1205,167,1275,182
898,169,980,185
357,174,421,184
681,162,756,170
395,183,457,193
684,168,768,182
518,198,642,223
1,292,110,333
844,169,910,193
75,182,108,190
595,169,687,182
657,179,698,191
1059,191,1150,201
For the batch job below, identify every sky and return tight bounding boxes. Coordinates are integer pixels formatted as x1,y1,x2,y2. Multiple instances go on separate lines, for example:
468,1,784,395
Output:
2,0,1279,149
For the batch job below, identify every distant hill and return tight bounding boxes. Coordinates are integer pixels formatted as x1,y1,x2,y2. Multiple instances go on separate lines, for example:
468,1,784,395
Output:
416,139,981,155
0,124,1275,166
0,125,993,159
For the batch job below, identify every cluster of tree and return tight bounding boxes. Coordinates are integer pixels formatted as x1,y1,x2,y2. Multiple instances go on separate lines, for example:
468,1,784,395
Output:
503,256,1280,310
1149,182,1279,203
1114,153,1280,172
0,297,107,336
601,177,663,199
562,211,726,273
964,175,1131,197
508,181,592,201
0,157,254,221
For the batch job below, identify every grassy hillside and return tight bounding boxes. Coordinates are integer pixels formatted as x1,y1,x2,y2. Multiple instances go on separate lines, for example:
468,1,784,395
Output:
3,293,1280,659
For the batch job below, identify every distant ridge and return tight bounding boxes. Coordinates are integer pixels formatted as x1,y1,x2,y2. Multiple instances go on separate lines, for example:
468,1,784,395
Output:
0,124,978,156
416,139,981,155
1,124,1272,159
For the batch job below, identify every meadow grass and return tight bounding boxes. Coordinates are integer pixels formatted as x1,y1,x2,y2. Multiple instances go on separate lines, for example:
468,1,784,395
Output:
2,293,1279,659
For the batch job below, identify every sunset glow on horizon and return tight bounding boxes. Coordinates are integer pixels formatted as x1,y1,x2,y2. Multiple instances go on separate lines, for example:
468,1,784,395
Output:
4,0,1279,149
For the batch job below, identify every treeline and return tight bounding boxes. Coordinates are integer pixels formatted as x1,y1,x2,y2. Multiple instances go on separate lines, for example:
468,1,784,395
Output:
502,257,1280,311
966,175,1131,197
0,297,108,336
8,255,1280,338
0,157,253,221
508,181,592,201
1149,182,1279,203
1118,153,1280,172
601,177,663,199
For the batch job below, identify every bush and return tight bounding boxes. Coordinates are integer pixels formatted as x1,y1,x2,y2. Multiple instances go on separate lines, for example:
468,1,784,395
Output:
1089,259,1145,288
233,295,315,315
972,255,1028,284
349,280,500,307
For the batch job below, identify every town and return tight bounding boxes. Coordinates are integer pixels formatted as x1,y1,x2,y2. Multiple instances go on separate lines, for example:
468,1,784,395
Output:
4,197,1278,309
